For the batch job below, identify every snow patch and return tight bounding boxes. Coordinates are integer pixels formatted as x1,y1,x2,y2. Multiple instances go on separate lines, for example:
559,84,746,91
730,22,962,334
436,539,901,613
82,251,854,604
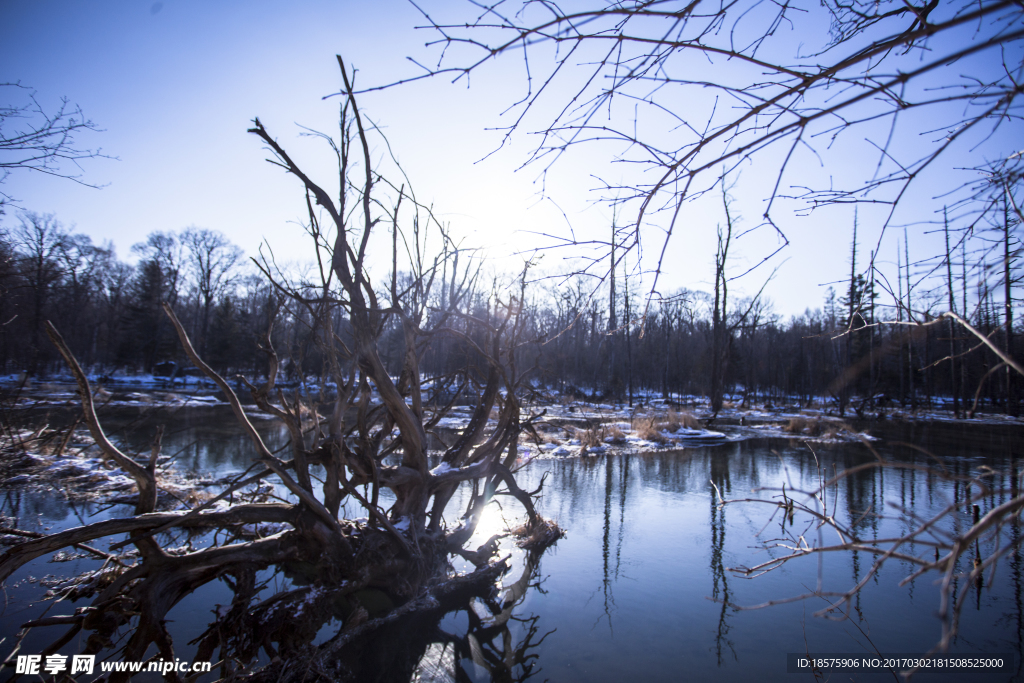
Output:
431,462,455,476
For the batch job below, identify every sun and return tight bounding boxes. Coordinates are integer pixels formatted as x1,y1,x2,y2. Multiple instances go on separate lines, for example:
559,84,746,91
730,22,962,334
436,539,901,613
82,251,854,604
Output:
470,502,510,544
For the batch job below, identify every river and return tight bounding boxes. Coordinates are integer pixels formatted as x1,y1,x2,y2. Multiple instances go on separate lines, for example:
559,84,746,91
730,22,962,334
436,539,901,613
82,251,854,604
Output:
1,406,1021,682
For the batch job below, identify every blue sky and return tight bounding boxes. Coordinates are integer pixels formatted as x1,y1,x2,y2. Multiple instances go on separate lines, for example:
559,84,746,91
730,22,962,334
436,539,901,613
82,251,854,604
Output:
1,0,1018,318
1,1,607,300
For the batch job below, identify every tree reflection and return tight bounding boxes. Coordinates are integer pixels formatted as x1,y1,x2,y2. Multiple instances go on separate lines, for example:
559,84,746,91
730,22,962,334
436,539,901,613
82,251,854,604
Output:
601,454,616,630
416,548,555,683
721,429,1024,658
227,544,555,683
709,450,736,666
597,453,632,632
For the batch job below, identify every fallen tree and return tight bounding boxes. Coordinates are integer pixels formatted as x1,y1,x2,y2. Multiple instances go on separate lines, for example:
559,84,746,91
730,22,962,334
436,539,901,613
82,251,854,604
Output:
0,57,559,682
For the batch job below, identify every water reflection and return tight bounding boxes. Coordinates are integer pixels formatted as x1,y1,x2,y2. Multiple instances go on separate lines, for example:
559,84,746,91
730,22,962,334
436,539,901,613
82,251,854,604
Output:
97,406,291,475
3,418,1023,682
341,546,554,682
709,451,735,666
14,404,292,477
497,423,1024,682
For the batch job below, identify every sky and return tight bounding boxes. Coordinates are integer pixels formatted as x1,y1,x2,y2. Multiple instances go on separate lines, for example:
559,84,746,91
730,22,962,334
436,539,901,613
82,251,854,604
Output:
1,0,1018,319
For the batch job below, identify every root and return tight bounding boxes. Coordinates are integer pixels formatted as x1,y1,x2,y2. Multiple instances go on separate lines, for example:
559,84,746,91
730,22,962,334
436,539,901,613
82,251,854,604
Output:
511,517,564,551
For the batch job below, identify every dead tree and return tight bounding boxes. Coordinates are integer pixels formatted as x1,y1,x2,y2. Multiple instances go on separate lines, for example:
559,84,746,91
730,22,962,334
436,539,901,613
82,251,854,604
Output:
709,182,775,415
0,58,557,682
911,155,1023,414
709,188,733,415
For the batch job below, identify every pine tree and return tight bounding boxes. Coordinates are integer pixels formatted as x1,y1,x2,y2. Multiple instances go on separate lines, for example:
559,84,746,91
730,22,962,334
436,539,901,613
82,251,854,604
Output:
121,259,177,371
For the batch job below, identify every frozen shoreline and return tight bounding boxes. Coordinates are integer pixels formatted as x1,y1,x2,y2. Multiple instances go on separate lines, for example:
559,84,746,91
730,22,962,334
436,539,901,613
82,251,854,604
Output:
3,379,1021,506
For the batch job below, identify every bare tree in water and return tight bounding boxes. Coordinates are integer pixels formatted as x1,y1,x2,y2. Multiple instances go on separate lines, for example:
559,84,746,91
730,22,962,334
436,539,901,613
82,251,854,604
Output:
0,58,559,682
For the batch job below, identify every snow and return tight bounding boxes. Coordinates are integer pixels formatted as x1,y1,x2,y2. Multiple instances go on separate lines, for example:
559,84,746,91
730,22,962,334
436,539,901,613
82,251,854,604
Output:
435,417,470,428
238,522,289,537
293,586,325,618
664,427,727,441
431,462,455,476
184,395,221,404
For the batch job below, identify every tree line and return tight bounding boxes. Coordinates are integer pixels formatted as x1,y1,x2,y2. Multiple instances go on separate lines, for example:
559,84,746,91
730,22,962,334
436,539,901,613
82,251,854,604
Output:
0,213,263,377
1,207,1018,417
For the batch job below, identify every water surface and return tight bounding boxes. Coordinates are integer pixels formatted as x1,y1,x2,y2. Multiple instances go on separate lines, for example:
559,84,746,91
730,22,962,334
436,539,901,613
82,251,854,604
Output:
2,413,1022,682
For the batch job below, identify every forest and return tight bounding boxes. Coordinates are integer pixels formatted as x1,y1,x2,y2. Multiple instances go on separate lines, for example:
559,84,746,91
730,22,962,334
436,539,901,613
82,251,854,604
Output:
1,204,1018,417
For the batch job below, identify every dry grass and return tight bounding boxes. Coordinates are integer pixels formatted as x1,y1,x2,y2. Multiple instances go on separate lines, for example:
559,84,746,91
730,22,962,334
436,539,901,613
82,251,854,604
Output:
511,518,564,550
575,425,605,449
537,431,561,444
822,422,843,439
783,416,842,438
575,423,632,447
604,425,626,444
633,417,667,444
639,409,701,438
783,416,815,435
671,409,702,430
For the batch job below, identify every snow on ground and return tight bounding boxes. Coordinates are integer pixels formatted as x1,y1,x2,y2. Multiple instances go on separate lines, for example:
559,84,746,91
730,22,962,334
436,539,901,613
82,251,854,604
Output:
507,390,987,460
1,385,230,410
4,378,1021,497
434,416,471,428
0,426,272,517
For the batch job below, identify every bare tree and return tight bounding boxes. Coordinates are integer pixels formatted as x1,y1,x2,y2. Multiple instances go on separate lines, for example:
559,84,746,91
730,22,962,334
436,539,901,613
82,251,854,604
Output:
709,187,734,414
0,83,110,210
708,181,776,413
0,59,558,682
10,212,71,374
959,159,1023,415
180,226,244,356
